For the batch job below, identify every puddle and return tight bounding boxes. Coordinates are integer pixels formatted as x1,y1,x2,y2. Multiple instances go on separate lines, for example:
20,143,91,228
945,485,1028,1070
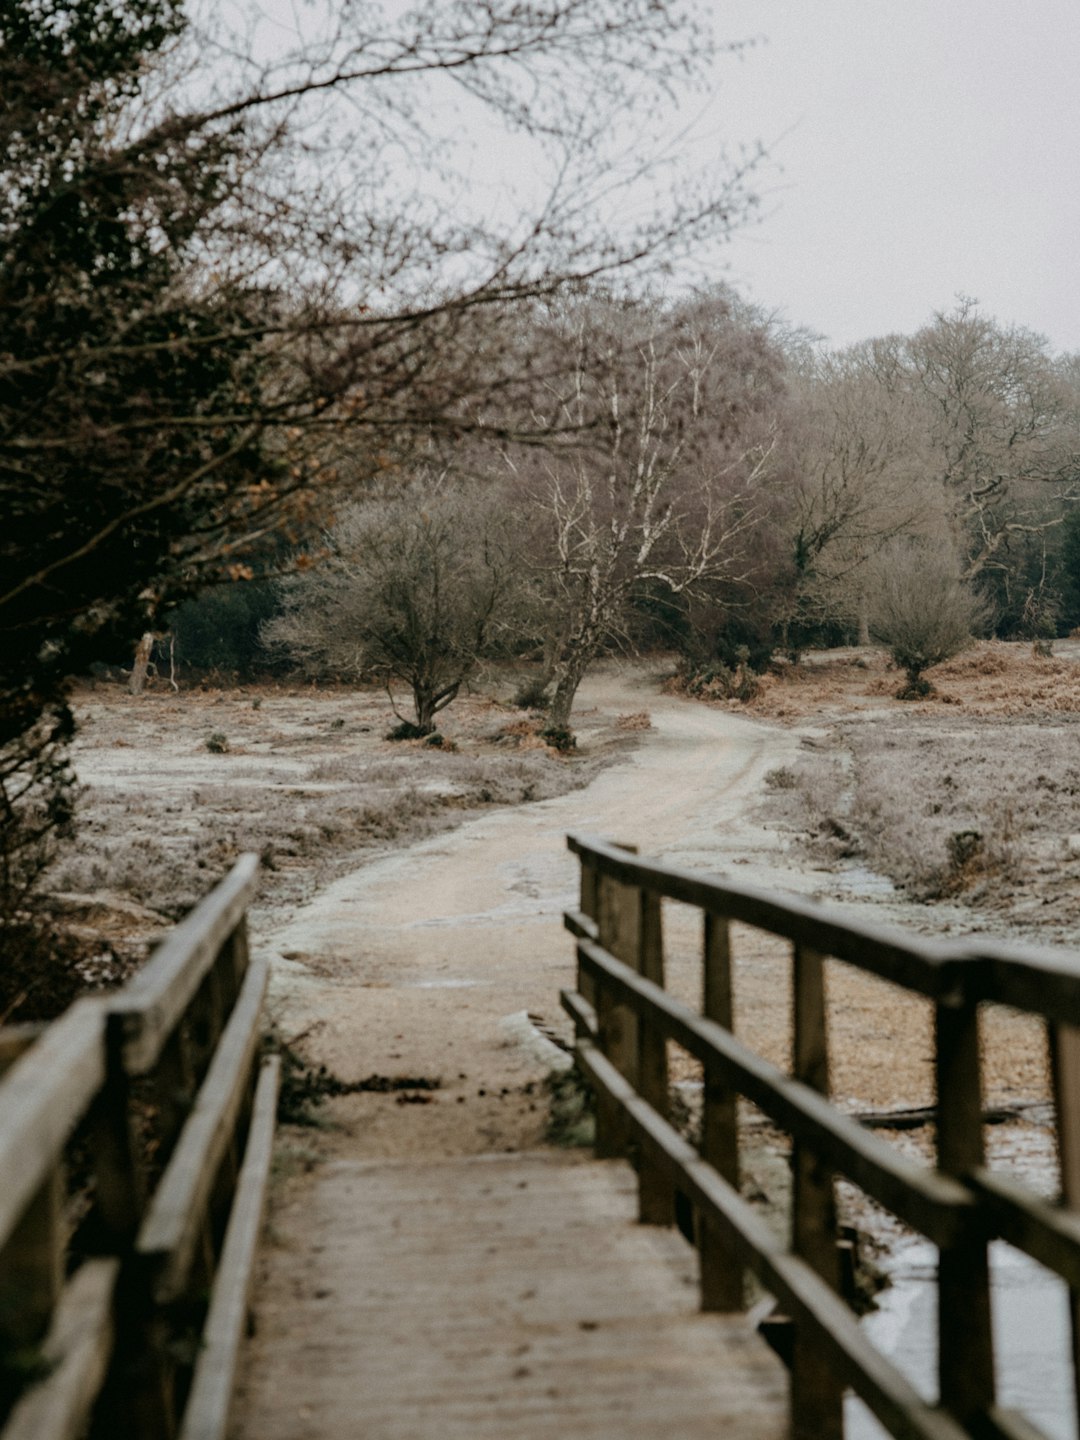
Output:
847,1238,1076,1440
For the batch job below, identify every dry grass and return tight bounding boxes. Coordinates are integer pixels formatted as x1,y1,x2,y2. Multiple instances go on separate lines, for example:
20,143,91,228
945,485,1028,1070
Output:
747,642,1080,938
613,710,653,731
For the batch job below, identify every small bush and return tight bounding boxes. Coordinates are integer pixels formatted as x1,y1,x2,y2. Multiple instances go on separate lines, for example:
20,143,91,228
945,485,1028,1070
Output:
205,732,230,753
423,732,457,751
512,677,551,710
866,538,987,695
614,711,652,731
545,1065,595,1146
387,720,430,741
683,656,761,703
540,725,577,753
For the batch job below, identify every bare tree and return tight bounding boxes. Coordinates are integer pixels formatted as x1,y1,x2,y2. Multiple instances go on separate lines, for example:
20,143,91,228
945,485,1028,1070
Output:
866,537,987,698
501,291,786,729
1,0,759,918
907,299,1078,580
265,480,522,733
784,338,940,647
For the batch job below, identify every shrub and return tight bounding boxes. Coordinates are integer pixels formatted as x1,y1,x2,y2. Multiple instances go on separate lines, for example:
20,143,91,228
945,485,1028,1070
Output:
540,725,577,753
512,676,551,710
866,538,987,697
205,732,230,753
387,720,429,741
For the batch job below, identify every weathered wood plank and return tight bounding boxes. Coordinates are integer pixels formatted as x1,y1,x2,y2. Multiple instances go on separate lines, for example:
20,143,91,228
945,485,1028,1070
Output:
0,999,105,1250
109,854,259,1075
568,833,969,1001
560,987,597,1041
0,1163,65,1347
0,1025,45,1076
576,938,974,1246
1,1259,119,1440
790,944,842,1440
1049,1019,1080,1431
636,889,672,1225
179,1057,279,1440
935,997,995,1425
700,911,741,1311
574,1038,971,1440
593,868,639,1159
970,1167,1080,1288
563,908,599,944
232,1150,789,1440
136,952,268,1304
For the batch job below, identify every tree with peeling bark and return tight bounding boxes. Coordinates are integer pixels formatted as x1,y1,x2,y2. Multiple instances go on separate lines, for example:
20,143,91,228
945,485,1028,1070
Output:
503,291,787,730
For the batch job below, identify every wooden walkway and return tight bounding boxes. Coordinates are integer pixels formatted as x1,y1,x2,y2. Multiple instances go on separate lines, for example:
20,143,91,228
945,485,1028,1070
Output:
232,1150,787,1440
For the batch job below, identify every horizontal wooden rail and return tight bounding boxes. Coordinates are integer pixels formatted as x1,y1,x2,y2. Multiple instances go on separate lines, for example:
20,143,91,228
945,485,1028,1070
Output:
566,832,1080,1440
0,854,272,1440
572,935,975,1247
572,1033,971,1440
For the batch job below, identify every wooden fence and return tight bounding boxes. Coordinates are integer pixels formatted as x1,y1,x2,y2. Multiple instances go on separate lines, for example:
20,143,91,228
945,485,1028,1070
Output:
564,833,1080,1440
0,853,276,1440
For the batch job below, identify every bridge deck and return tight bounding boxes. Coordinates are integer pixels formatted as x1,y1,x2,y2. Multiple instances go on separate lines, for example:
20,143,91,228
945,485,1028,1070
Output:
233,1149,787,1439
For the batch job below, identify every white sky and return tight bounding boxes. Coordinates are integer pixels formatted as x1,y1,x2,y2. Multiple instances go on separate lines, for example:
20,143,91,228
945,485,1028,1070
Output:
216,1,1080,354
710,1,1080,352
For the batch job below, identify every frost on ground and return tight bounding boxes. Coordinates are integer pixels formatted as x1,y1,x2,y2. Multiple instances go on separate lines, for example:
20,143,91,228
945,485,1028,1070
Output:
747,641,1080,944
22,676,632,1022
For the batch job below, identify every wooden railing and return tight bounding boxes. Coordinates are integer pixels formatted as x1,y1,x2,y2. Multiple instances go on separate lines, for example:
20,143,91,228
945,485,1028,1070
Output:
0,853,277,1440
563,833,1080,1440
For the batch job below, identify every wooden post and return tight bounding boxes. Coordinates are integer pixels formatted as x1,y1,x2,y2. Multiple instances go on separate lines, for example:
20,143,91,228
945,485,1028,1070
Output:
219,918,250,1014
637,889,673,1225
700,912,742,1311
935,996,994,1426
187,962,225,1087
152,1025,195,1171
579,859,599,1006
0,1163,64,1346
1050,1020,1080,1430
790,945,843,1440
87,1017,146,1249
593,870,639,1160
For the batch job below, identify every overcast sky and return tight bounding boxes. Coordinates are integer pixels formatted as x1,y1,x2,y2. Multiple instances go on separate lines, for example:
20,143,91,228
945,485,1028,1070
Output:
709,1,1080,352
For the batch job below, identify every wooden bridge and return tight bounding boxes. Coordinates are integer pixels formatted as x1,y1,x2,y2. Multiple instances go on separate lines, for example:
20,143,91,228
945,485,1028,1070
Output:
4,838,1080,1440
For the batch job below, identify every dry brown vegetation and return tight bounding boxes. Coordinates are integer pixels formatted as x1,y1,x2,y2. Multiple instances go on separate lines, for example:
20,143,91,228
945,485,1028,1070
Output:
736,641,1080,940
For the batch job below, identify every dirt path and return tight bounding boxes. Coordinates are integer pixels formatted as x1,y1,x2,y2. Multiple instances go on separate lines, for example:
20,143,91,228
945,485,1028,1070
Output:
257,665,810,1156
236,679,802,1437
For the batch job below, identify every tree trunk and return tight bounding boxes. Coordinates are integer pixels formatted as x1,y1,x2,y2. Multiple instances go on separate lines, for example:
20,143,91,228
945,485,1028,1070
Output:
129,633,155,695
548,655,589,730
412,689,437,735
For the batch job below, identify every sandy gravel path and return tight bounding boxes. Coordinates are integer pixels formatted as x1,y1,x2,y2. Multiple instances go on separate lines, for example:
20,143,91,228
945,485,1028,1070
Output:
258,665,808,1156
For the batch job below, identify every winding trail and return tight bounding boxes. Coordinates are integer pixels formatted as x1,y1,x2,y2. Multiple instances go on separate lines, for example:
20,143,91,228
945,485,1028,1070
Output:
257,665,809,1157
232,670,800,1438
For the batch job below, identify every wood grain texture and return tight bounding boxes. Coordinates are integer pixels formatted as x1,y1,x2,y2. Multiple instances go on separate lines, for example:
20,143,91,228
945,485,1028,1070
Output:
136,953,268,1304
109,853,259,1075
232,1151,788,1440
179,1058,279,1440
